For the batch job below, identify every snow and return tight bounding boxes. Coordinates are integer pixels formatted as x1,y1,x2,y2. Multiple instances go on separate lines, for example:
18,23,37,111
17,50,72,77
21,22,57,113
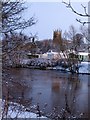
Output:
79,62,90,74
0,99,2,119
21,58,90,74
7,109,46,118
21,59,30,64
49,62,90,74
1,100,47,119
78,52,89,56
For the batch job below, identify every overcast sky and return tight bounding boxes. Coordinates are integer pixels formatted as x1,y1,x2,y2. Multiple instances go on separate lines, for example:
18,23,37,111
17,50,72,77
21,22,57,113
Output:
23,2,88,40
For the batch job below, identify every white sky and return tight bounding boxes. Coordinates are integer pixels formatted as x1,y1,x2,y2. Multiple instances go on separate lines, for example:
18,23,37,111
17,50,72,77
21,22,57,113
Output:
22,2,88,40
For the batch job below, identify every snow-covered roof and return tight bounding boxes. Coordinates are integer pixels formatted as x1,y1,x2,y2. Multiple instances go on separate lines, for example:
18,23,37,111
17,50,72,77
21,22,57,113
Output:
27,53,31,55
78,52,89,56
46,50,58,55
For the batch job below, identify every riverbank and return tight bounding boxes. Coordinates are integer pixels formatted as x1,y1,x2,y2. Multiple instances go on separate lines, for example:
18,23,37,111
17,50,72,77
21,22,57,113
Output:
7,62,90,75
48,62,90,74
3,58,90,74
1,99,47,119
2,68,89,119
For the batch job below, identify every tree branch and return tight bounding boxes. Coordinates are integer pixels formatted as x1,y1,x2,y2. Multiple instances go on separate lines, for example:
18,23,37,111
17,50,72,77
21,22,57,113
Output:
62,1,90,25
76,18,90,25
2,1,37,34
81,4,88,16
62,1,90,17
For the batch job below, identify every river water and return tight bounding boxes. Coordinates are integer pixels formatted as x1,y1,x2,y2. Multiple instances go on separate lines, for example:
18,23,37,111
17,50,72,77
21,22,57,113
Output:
3,68,89,118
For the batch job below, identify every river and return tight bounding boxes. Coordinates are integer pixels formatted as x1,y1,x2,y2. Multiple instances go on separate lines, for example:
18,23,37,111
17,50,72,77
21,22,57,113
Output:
3,68,89,118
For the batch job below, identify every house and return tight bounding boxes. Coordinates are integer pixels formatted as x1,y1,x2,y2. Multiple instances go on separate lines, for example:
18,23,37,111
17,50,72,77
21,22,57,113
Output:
78,52,90,62
39,50,69,60
67,50,90,62
40,50,59,60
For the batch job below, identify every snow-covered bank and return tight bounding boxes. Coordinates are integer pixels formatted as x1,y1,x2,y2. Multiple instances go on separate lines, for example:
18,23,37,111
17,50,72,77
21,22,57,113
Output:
30,60,90,74
0,99,2,119
11,57,90,74
78,62,90,74
1,100,47,119
48,62,90,74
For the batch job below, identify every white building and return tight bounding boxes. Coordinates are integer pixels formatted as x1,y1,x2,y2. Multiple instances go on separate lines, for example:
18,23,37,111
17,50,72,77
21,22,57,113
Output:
40,50,67,60
39,50,59,60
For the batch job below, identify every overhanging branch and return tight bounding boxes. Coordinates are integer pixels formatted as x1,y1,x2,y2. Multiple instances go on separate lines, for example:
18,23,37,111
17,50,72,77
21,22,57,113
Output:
62,1,90,17
62,1,90,25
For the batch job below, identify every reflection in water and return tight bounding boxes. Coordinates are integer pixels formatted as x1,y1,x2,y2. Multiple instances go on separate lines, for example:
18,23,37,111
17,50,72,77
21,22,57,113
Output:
3,68,89,118
52,81,60,93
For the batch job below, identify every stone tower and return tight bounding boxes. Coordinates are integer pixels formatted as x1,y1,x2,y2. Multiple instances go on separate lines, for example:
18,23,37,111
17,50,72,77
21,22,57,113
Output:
53,29,62,46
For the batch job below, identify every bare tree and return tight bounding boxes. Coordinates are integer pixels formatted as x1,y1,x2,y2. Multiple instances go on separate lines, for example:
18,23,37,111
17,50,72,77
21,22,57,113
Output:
63,30,69,41
62,1,90,25
80,25,90,43
2,32,25,66
61,25,82,73
68,25,77,40
62,0,90,43
2,32,39,67
1,0,37,67
2,0,36,35
63,28,83,49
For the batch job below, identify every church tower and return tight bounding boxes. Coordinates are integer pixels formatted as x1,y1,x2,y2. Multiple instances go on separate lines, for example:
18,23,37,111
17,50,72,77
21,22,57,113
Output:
53,29,62,46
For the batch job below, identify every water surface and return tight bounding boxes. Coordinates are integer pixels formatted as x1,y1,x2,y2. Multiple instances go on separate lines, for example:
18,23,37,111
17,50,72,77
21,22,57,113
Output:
3,68,89,118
